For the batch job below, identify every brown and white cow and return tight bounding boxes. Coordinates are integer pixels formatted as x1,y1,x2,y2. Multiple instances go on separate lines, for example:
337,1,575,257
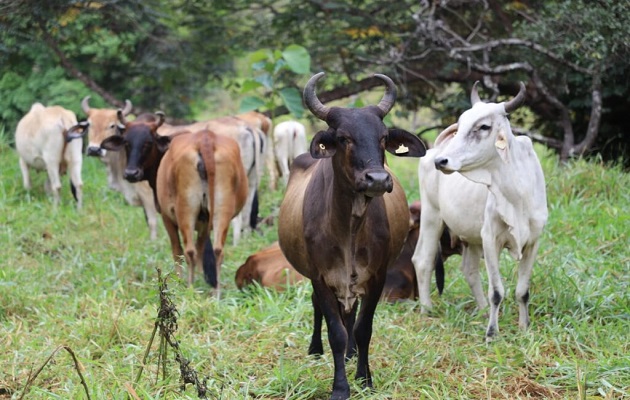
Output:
278,72,426,400
81,97,159,240
158,116,263,244
15,103,88,208
101,112,247,294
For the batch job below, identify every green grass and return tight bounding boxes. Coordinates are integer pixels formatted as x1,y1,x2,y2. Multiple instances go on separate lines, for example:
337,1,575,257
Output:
0,136,628,399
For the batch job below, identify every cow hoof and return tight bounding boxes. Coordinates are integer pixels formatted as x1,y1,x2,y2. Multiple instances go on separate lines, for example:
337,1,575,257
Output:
330,388,350,400
308,344,324,357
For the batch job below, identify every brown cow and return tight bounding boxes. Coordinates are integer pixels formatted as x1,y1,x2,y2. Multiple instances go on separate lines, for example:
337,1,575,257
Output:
158,116,263,244
278,72,426,400
100,112,247,294
235,241,304,291
81,97,159,240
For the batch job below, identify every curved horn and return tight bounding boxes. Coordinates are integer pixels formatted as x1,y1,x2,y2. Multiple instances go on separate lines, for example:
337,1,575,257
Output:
154,111,165,128
81,96,91,114
117,109,128,126
121,99,133,116
470,81,481,105
373,73,397,116
503,82,527,113
303,72,330,121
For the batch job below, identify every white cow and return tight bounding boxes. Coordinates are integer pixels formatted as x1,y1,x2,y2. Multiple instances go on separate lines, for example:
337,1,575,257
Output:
81,97,159,240
15,103,88,208
412,82,548,340
273,120,308,186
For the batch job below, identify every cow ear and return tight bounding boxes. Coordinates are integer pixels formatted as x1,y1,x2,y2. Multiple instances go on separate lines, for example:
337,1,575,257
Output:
495,131,509,163
156,135,171,153
310,129,336,159
386,128,426,157
434,123,458,147
66,121,90,142
100,135,126,151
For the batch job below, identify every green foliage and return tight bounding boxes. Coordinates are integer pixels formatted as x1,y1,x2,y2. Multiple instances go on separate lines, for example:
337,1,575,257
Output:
237,44,311,118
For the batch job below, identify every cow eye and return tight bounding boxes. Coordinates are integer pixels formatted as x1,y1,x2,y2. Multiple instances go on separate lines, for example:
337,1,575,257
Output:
479,124,491,131
338,136,349,145
109,123,116,129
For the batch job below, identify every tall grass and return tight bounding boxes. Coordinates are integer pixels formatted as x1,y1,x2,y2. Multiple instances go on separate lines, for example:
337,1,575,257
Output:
0,140,628,399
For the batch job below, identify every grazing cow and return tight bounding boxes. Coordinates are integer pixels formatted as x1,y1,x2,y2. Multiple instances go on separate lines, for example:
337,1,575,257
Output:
278,72,426,399
81,97,159,240
273,120,308,187
235,241,305,291
412,81,548,340
101,112,247,294
15,103,88,208
159,116,262,244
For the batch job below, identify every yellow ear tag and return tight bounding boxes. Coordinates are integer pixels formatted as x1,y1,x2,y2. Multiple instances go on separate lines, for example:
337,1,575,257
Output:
495,138,507,150
319,143,326,150
395,144,409,154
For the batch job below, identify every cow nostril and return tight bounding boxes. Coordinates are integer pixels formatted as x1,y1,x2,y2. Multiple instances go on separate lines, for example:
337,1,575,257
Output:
434,157,449,169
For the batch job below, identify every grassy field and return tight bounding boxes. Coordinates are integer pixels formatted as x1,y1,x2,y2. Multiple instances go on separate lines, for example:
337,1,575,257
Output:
0,131,628,400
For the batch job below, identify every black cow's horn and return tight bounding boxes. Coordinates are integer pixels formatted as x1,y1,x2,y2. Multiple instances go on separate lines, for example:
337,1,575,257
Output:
121,99,133,116
303,72,330,121
81,96,91,114
470,81,481,105
374,74,397,116
504,82,527,113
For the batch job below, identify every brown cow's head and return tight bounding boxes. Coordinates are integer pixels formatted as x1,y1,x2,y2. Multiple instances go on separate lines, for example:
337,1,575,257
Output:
100,110,169,182
304,72,426,197
81,96,133,157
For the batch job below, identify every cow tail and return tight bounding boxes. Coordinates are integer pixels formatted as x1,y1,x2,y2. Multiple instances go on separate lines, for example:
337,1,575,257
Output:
199,131,217,287
434,251,445,295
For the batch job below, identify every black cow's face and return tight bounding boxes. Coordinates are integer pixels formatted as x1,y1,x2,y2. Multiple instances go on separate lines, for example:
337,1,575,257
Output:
100,122,171,182
310,106,425,197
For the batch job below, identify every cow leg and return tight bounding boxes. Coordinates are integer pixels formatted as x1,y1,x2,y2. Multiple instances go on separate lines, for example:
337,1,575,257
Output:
177,214,198,287
412,209,444,313
353,278,384,389
19,158,31,190
308,291,324,356
311,279,350,400
65,146,83,209
44,158,62,207
278,156,290,187
212,203,234,298
516,241,540,330
481,238,504,340
162,217,184,280
460,244,488,312
343,301,358,360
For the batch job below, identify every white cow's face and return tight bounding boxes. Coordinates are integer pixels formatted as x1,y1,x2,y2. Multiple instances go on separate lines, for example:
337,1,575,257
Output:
434,102,512,174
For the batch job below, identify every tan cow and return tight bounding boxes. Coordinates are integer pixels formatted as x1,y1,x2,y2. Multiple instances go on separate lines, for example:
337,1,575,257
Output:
101,112,248,295
15,103,88,208
81,97,159,240
159,115,263,244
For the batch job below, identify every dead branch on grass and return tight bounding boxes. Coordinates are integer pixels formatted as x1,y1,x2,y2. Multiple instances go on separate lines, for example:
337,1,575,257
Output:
133,268,209,399
18,345,91,400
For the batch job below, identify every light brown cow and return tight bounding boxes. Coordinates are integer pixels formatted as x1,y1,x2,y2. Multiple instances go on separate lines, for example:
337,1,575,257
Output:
15,103,88,208
101,112,248,295
236,111,277,190
81,97,159,240
158,116,263,245
235,241,304,291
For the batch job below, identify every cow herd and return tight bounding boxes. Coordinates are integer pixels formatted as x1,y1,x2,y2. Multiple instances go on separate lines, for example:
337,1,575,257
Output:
13,74,547,400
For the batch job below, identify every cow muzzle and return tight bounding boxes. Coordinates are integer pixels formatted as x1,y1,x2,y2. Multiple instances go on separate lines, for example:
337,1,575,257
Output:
356,169,393,197
124,168,143,182
87,146,104,157
434,156,457,174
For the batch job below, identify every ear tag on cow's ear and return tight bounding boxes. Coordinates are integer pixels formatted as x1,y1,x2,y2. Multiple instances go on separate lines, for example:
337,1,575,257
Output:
319,143,326,150
495,138,507,150
395,144,409,154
